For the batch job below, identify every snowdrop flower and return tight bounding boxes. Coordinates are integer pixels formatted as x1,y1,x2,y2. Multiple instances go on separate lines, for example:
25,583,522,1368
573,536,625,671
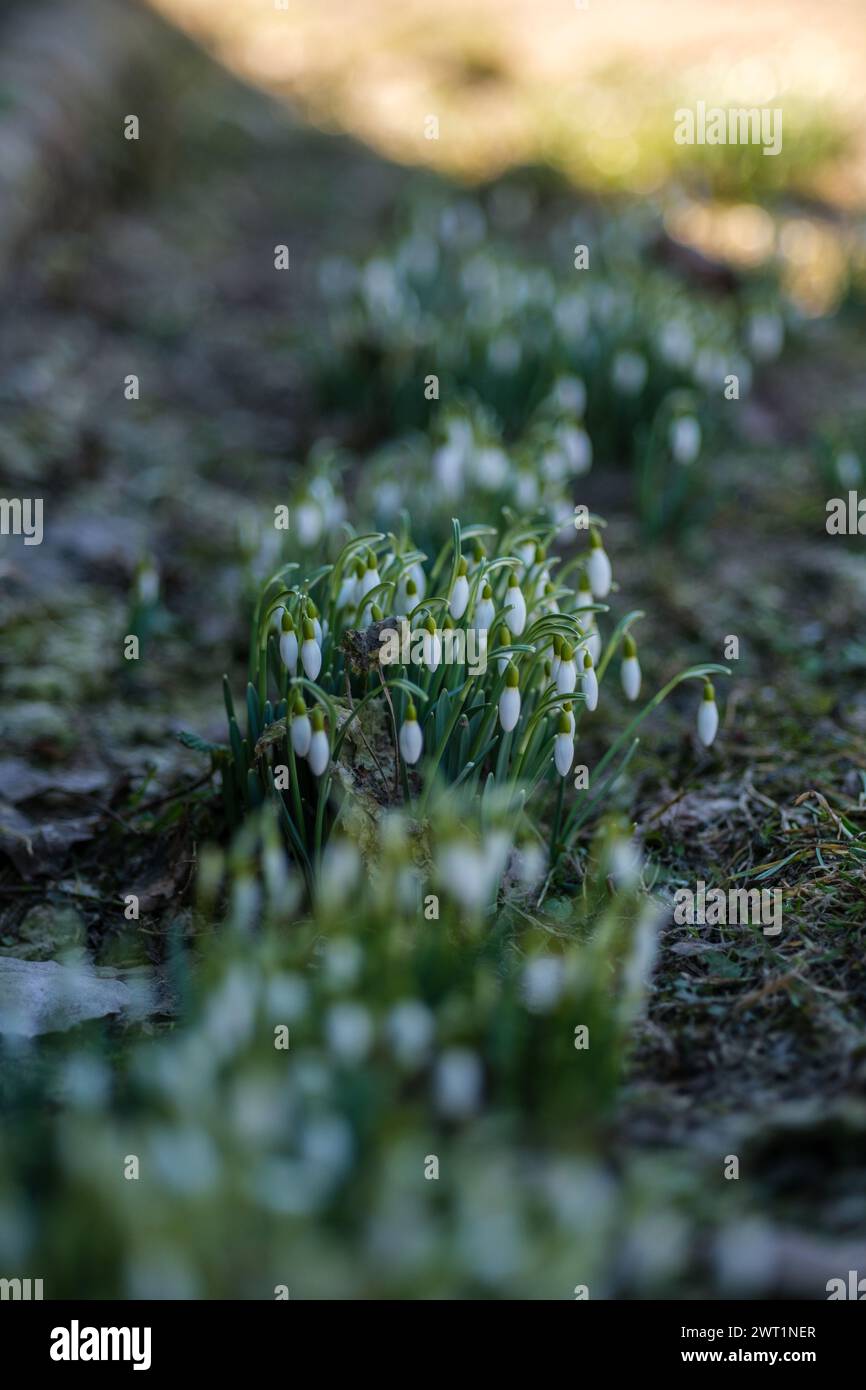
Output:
399,701,423,765
449,556,470,620
294,498,323,547
408,561,427,601
522,955,565,1013
504,572,526,636
611,349,648,395
554,711,575,777
336,561,361,611
496,625,511,675
553,374,586,416
557,423,593,476
582,651,598,711
747,310,783,362
421,614,441,670
279,611,298,674
399,574,418,615
620,634,641,701
474,444,509,490
434,1048,483,1119
697,681,719,747
499,663,521,732
556,642,577,695
300,618,322,681
290,694,311,757
551,634,563,680
474,582,496,634
357,550,381,601
575,571,594,612
587,527,612,598
516,539,536,571
307,707,330,776
669,415,701,466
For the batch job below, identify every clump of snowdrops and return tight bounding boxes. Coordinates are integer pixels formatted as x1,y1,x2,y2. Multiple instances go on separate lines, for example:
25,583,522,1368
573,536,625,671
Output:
189,513,727,904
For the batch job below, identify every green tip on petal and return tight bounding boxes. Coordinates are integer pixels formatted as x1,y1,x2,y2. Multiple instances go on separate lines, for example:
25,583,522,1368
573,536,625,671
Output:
311,706,325,731
423,613,436,633
623,634,637,658
563,701,572,712
302,618,316,640
498,625,510,646
353,559,364,578
366,550,377,569
371,603,383,621
578,572,592,592
557,712,572,735
457,555,468,576
561,642,574,662
703,681,715,700
292,693,306,717
507,571,519,588
589,526,602,549
443,614,455,630
534,543,545,562
281,610,294,632
505,663,519,687
405,700,418,723
583,650,593,669
552,634,563,655
473,539,486,559
306,599,319,618
482,582,493,599
406,577,418,594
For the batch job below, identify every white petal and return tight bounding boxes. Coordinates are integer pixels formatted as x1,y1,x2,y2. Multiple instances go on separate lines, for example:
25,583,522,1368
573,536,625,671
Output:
587,547,612,598
399,720,423,765
449,574,469,620
504,587,526,636
499,686,521,733
621,655,641,701
279,631,298,673
423,632,441,670
307,729,330,776
291,716,311,757
475,599,495,632
554,733,575,777
698,700,719,747
556,661,576,695
301,639,322,680
583,667,598,711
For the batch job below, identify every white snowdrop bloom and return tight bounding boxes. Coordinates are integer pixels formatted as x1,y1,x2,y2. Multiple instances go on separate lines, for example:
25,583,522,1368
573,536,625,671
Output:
557,424,593,476
301,1114,354,1176
522,956,565,1014
694,347,727,390
300,620,322,681
307,709,330,776
516,539,536,570
556,643,577,695
373,480,402,518
587,625,602,667
541,446,568,483
409,562,427,601
438,833,510,913
555,292,589,342
554,713,575,777
499,664,521,732
474,445,510,490
836,451,862,489
474,582,496,634
305,601,323,646
326,1002,373,1063
620,635,641,701
449,556,470,620
658,319,693,368
433,441,465,497
611,349,648,395
561,701,575,736
582,652,598,711
357,551,381,601
747,310,783,362
279,612,298,674
669,415,702,465
421,616,441,671
294,500,323,547
434,1048,483,1119
514,470,539,509
504,573,526,636
487,333,521,375
575,573,594,611
336,565,359,611
553,374,586,416
587,527,612,598
398,574,419,615
290,696,312,757
697,682,719,747
386,1000,435,1067
399,701,423,765
551,635,563,679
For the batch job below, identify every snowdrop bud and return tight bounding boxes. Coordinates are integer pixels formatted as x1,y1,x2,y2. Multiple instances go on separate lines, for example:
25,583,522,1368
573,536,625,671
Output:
620,634,641,701
399,574,418,614
326,1001,373,1062
358,549,380,599
587,527,612,598
279,610,298,674
422,613,441,670
669,415,701,465
399,700,423,765
474,582,495,634
576,572,594,610
449,556,470,620
470,538,486,572
290,694,312,757
586,621,602,667
556,641,576,695
499,663,521,732
409,561,427,601
336,563,360,610
543,581,559,614
561,701,575,735
582,650,598,711
301,618,322,680
386,999,435,1068
306,599,323,646
698,681,719,747
554,711,575,777
504,572,526,636
307,706,330,776
517,539,536,570
496,625,511,675
551,634,563,679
